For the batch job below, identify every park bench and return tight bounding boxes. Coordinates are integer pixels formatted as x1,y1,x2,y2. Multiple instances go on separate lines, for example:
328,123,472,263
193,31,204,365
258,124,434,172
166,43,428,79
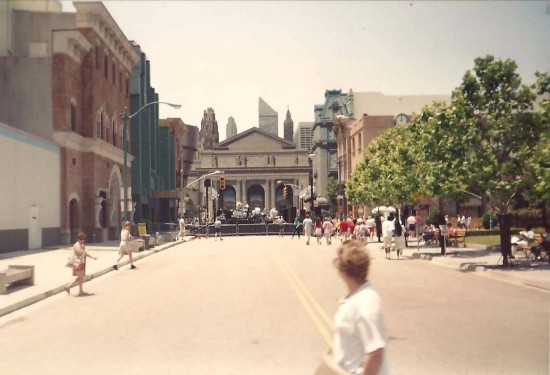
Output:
449,229,467,247
0,265,35,294
515,234,548,261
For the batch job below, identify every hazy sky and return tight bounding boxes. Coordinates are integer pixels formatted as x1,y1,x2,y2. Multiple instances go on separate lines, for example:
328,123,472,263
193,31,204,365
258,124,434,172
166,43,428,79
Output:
62,1,550,140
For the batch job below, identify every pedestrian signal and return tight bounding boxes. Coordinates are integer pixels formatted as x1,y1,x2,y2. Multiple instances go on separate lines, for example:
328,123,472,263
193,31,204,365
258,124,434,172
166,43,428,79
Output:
220,176,226,190
283,185,288,198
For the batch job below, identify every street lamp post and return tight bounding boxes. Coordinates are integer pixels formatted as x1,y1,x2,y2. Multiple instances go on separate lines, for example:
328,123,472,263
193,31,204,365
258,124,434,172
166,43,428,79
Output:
276,181,302,208
120,101,181,222
309,151,344,218
184,170,222,225
308,156,315,213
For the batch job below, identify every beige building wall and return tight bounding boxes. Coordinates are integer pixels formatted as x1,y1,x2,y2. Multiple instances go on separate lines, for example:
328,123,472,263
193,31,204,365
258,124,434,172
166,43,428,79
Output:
0,123,60,251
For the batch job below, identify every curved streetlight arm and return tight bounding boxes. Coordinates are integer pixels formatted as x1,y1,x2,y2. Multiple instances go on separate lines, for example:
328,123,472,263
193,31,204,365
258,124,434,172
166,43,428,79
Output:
124,101,182,120
276,181,302,190
185,170,222,189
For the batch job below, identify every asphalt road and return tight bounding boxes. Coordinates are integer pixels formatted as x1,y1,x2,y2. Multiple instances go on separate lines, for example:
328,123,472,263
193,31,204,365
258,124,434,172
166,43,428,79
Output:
0,236,547,374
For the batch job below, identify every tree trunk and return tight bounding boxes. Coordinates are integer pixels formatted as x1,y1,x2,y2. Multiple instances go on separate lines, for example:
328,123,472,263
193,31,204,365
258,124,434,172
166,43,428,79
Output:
498,213,512,266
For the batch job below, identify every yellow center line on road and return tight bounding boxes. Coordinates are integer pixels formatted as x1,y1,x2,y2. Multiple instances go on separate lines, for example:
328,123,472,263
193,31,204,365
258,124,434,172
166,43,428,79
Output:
270,248,334,346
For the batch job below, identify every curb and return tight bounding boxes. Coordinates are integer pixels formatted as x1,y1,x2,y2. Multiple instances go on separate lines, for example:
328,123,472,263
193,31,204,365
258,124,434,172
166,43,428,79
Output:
410,249,550,293
0,239,186,318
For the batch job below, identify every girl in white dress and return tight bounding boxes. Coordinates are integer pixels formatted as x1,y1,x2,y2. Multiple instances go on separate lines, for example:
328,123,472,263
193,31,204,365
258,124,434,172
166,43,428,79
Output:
114,221,136,270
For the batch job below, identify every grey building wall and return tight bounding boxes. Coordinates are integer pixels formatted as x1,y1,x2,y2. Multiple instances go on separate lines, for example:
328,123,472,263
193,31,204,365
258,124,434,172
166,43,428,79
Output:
0,57,53,140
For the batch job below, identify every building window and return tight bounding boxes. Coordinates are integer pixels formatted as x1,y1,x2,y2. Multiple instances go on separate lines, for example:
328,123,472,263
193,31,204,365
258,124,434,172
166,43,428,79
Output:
70,103,77,131
352,138,355,156
100,113,105,140
104,56,108,79
95,47,100,69
358,134,362,153
112,119,116,146
126,78,129,97
112,62,116,85
96,112,101,138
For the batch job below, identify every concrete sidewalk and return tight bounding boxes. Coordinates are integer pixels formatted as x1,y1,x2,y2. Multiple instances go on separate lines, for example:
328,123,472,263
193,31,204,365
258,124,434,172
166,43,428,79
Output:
387,239,550,292
0,238,191,318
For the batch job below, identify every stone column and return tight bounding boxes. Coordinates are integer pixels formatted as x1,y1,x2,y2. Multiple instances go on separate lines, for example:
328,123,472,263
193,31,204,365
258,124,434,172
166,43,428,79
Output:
267,180,272,211
94,196,104,228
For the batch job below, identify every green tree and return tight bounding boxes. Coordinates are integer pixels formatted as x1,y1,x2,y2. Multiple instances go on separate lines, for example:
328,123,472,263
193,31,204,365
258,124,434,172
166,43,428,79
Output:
326,176,338,218
346,124,423,208
442,56,547,265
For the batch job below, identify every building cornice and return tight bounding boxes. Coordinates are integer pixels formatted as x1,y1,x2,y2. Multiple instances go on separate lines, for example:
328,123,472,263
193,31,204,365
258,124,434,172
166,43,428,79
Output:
73,2,139,71
52,30,92,64
53,131,134,165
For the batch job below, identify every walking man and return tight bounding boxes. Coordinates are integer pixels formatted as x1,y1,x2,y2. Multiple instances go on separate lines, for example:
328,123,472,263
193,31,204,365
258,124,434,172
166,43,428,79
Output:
214,217,223,241
291,217,301,239
178,216,186,240
303,213,313,245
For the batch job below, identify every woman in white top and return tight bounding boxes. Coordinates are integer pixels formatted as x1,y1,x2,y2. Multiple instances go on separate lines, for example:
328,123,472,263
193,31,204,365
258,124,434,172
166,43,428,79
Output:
394,216,406,260
114,221,136,270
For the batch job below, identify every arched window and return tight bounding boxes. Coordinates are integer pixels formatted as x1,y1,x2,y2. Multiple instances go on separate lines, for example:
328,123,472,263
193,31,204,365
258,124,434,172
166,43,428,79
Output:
70,101,77,132
96,112,101,138
112,118,116,146
104,55,108,78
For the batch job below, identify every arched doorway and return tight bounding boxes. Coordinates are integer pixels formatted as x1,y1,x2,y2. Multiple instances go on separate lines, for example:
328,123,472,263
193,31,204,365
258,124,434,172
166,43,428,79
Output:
99,191,107,228
109,169,121,229
220,185,236,210
276,185,292,212
69,198,80,242
247,184,265,210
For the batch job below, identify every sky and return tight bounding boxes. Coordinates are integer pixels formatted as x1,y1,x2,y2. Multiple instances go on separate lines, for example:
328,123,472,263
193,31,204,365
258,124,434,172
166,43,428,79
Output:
61,0,550,141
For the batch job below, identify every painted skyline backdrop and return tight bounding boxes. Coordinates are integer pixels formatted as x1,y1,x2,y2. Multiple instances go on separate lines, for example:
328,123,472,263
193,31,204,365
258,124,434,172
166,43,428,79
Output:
62,0,550,140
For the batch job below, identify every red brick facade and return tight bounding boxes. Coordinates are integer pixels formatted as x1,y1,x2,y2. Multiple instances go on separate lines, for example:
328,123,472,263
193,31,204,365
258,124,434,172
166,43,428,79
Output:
50,6,138,243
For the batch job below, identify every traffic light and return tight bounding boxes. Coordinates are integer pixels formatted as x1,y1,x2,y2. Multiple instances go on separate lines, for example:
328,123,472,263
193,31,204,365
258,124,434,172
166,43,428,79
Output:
283,185,288,199
220,176,226,190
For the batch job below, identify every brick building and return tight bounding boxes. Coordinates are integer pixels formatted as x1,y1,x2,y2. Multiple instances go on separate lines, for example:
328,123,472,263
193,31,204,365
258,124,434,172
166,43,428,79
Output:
0,1,139,244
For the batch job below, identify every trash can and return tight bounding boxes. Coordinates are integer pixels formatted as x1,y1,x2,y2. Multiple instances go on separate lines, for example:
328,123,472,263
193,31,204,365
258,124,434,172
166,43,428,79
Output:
142,235,150,250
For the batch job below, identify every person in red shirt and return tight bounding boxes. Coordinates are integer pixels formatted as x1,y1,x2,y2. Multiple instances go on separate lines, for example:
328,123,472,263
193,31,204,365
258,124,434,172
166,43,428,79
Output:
349,219,357,240
340,219,349,242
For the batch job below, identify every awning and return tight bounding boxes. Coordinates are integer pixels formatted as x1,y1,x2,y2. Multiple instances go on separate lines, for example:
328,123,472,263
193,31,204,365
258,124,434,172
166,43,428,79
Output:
314,196,330,208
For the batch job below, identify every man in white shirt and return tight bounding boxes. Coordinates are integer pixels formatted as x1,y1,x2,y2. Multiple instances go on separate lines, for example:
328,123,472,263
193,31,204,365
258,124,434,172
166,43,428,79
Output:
406,214,416,238
332,240,388,375
303,214,313,245
382,216,395,259
214,218,223,241
178,217,186,240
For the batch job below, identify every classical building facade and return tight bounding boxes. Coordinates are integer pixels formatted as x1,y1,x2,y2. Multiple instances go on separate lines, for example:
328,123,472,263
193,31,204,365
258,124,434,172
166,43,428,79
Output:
186,125,311,222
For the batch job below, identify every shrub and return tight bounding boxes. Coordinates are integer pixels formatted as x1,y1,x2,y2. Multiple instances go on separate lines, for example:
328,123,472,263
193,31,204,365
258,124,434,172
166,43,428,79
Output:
427,209,440,225
481,210,497,229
